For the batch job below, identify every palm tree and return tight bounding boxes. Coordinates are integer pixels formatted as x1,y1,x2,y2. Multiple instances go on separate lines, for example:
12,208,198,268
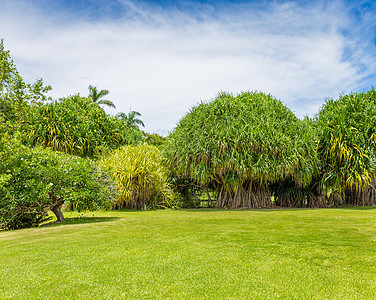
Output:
117,110,145,129
88,85,116,108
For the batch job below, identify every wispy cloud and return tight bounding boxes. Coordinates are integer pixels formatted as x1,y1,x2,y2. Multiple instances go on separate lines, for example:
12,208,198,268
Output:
1,0,375,134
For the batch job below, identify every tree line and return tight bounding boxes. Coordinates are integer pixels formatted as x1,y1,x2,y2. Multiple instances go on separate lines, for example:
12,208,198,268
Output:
1,39,376,230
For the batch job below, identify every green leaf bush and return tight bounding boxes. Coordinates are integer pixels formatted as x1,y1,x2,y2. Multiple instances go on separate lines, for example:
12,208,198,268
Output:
0,139,113,230
101,143,178,209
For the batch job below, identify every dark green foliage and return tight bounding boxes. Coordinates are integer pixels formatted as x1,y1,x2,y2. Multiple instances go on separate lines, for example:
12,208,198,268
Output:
270,179,318,207
168,175,198,208
24,95,143,157
0,140,113,230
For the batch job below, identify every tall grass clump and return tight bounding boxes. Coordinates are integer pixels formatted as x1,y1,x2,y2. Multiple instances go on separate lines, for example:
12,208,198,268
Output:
101,143,178,209
164,91,318,208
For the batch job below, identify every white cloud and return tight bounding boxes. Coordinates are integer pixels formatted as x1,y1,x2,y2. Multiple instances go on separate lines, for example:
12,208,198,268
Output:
1,0,375,135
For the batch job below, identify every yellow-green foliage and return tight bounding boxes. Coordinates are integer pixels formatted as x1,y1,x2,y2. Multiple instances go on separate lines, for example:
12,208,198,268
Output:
101,144,177,209
316,88,376,192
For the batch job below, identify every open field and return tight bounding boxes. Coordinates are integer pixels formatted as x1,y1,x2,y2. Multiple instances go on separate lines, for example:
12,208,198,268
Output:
1,208,376,299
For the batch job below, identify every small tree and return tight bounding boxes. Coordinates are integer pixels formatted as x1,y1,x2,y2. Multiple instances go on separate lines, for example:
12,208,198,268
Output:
0,39,51,133
0,142,114,230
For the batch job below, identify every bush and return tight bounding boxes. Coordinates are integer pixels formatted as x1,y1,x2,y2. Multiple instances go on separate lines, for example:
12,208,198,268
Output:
0,140,114,230
101,144,178,209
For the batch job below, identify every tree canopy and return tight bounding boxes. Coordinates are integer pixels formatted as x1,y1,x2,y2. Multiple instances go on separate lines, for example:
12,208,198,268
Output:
23,95,143,157
315,88,376,205
164,91,318,208
0,140,113,230
117,110,145,129
0,39,51,133
3,36,376,226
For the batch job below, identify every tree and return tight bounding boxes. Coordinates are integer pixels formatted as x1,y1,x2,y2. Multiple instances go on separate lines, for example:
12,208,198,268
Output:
0,39,51,133
142,131,165,147
117,110,145,129
163,91,318,208
88,85,116,108
0,142,114,230
315,88,376,206
23,95,143,157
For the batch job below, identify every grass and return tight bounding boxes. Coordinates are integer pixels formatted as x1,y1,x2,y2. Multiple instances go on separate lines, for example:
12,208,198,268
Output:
1,208,376,299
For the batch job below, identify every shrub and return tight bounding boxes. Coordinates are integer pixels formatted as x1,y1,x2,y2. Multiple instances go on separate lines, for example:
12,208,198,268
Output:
101,144,178,209
0,141,113,230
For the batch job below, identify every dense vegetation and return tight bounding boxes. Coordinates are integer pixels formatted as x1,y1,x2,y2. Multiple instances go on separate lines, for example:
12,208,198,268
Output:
101,144,178,209
163,92,318,208
316,89,376,206
23,95,142,157
0,139,113,229
1,38,376,230
0,40,143,229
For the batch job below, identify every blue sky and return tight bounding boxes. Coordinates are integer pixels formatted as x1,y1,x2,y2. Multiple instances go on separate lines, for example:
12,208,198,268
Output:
1,0,375,135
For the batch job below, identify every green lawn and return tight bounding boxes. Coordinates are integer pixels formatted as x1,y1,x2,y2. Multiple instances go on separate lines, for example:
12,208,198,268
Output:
1,208,376,299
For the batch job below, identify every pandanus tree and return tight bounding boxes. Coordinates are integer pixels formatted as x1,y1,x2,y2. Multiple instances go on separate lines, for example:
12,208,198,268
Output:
164,91,318,208
315,88,376,205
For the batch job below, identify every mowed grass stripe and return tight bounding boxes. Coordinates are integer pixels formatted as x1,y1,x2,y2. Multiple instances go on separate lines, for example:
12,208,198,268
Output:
1,208,376,299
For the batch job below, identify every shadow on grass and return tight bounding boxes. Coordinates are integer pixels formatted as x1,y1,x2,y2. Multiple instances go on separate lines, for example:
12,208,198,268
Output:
41,216,120,227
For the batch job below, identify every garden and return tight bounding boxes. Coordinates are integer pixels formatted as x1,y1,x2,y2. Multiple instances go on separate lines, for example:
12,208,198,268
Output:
1,38,376,298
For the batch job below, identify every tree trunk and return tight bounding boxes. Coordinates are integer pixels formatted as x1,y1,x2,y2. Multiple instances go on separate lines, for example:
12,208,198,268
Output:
306,193,328,208
49,192,65,222
215,183,272,209
345,181,376,206
204,186,213,207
